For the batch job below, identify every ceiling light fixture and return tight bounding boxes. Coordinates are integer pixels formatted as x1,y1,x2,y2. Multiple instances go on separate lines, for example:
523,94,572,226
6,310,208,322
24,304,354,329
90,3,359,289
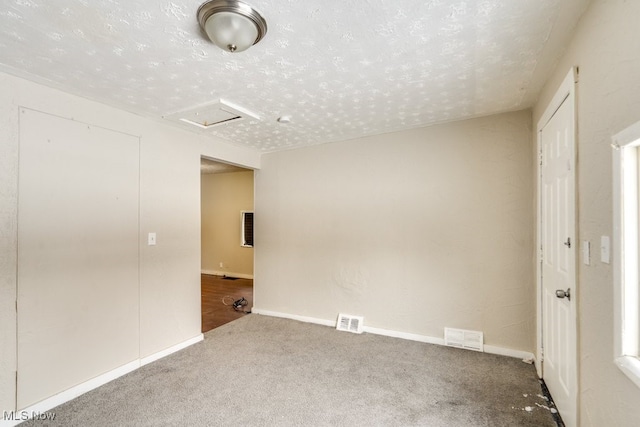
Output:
197,0,267,53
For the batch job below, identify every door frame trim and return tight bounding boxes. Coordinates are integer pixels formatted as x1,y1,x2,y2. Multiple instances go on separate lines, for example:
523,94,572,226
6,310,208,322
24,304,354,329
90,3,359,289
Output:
535,67,578,423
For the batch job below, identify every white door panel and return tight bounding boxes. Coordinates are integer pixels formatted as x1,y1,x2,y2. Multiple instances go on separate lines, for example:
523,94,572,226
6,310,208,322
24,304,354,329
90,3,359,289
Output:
540,93,577,427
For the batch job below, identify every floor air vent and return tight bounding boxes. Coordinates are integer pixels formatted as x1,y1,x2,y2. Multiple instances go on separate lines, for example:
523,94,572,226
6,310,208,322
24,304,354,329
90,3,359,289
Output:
336,314,364,334
444,327,484,352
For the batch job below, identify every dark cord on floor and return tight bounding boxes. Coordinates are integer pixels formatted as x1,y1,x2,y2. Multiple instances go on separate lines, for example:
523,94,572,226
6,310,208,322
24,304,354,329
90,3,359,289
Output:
222,296,251,314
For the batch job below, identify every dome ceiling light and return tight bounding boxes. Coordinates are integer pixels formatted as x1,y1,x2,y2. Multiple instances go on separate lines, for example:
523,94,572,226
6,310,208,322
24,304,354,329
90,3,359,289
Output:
197,0,268,53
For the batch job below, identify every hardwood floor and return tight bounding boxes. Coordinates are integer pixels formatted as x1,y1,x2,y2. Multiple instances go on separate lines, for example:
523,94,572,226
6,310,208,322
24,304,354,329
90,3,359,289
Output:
201,274,253,333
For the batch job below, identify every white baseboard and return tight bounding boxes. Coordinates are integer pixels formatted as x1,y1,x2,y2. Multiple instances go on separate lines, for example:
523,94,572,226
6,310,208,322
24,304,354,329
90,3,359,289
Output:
483,345,535,362
201,269,253,280
363,325,446,346
140,334,204,366
141,334,203,366
23,359,139,415
3,334,203,427
252,308,335,327
253,309,535,362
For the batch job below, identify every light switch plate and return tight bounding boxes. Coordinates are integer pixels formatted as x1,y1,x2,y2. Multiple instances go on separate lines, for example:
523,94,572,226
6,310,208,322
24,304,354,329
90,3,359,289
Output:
600,236,610,264
582,241,590,265
148,232,157,246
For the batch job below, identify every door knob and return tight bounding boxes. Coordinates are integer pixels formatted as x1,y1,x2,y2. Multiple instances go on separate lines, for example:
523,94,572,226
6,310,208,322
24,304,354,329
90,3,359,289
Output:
555,288,571,301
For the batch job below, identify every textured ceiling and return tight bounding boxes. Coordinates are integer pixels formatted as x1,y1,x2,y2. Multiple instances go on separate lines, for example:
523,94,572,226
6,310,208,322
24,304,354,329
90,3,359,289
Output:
0,0,591,153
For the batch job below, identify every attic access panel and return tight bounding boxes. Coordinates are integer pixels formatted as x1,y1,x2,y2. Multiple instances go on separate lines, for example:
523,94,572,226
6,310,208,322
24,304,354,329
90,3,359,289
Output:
164,99,260,130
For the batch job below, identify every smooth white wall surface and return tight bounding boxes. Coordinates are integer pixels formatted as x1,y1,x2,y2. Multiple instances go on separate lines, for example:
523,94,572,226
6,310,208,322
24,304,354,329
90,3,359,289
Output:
17,109,140,408
201,171,254,278
533,0,640,425
255,110,534,352
0,75,19,417
0,71,260,413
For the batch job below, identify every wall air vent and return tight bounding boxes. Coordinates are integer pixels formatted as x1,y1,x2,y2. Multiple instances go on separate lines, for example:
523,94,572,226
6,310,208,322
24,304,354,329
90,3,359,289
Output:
164,99,260,130
336,313,364,334
444,327,484,352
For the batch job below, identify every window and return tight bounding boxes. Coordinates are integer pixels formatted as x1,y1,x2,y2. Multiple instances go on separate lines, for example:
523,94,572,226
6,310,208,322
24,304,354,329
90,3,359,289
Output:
613,120,640,389
241,211,253,248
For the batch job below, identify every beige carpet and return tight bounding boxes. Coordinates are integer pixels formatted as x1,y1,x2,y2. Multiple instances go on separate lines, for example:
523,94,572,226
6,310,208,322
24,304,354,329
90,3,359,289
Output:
21,315,557,426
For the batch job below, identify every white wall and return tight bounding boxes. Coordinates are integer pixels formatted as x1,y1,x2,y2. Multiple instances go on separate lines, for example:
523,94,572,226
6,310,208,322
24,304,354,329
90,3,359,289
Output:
201,171,254,278
17,109,141,408
532,0,640,425
254,110,534,353
0,71,260,413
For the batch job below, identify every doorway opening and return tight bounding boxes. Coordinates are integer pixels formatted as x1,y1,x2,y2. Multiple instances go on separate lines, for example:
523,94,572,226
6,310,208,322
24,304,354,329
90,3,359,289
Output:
200,157,254,332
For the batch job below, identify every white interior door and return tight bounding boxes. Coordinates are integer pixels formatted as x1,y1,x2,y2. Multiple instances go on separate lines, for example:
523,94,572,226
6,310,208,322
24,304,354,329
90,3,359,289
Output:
540,92,577,427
